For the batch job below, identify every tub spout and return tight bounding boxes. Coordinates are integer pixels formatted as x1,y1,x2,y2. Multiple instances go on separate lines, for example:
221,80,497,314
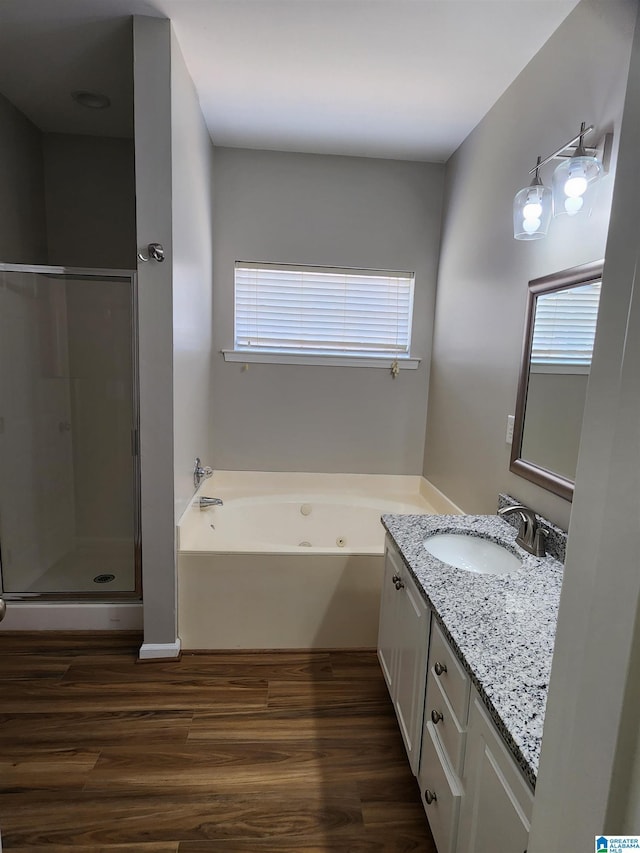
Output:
199,497,223,510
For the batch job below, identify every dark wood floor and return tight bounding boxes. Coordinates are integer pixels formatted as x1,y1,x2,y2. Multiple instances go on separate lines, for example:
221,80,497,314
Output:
0,632,436,852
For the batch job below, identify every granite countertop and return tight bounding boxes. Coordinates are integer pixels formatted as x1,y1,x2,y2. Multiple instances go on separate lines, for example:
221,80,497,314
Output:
381,512,564,789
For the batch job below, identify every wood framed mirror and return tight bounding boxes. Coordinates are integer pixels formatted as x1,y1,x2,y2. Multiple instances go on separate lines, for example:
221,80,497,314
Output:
510,260,603,501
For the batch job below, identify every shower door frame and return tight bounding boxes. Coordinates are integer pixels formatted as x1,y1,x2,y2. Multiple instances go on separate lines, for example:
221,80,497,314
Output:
0,262,142,601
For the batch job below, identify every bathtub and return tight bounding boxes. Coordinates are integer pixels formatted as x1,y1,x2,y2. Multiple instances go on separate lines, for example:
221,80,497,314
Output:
177,471,460,650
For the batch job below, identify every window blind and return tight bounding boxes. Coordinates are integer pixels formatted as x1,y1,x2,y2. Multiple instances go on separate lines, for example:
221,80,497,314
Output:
531,280,601,365
234,262,415,357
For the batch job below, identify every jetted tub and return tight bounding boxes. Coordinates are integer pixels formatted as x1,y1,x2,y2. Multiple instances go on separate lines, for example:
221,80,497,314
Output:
177,471,459,650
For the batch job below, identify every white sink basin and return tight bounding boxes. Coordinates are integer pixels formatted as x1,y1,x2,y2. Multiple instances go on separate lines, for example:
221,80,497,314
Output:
423,532,521,575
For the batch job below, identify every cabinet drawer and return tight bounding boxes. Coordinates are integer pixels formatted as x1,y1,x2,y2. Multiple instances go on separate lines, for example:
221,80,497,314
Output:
428,619,470,725
424,666,466,775
419,721,462,853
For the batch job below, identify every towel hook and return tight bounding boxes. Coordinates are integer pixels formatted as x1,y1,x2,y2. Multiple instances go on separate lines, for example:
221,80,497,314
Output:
137,242,165,263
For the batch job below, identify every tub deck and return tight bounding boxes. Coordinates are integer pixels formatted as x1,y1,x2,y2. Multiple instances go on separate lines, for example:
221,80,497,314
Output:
178,472,459,650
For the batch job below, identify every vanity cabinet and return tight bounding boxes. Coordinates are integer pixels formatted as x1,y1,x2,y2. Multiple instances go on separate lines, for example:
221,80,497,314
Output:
456,690,533,853
378,537,431,774
378,534,536,853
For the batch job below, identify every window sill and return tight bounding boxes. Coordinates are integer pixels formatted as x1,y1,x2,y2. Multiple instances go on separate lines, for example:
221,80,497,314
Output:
530,363,590,375
221,350,421,370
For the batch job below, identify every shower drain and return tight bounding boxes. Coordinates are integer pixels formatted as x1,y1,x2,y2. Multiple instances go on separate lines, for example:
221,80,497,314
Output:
93,573,116,584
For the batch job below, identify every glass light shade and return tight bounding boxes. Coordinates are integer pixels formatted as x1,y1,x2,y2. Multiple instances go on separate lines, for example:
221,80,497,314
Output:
513,184,552,241
564,195,584,216
552,153,601,216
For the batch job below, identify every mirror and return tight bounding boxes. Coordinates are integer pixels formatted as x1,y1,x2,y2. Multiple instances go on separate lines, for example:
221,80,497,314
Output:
510,260,603,501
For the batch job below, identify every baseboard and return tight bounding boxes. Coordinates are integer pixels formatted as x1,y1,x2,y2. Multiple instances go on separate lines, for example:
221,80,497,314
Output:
0,602,143,631
138,639,182,660
184,646,377,654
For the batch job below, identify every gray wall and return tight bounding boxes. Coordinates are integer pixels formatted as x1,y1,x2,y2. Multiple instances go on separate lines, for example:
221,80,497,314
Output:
211,147,444,474
529,2,640,845
0,91,47,264
43,133,136,269
423,0,635,530
170,28,215,520
133,16,176,648
133,16,216,652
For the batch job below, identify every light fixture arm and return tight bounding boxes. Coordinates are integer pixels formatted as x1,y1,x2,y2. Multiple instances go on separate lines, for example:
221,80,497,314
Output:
528,123,594,175
530,156,544,186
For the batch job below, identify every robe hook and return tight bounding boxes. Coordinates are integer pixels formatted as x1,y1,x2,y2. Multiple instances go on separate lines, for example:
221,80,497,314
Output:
137,242,165,263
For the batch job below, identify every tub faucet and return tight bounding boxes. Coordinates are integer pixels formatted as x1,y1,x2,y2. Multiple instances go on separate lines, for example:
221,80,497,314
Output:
193,457,213,488
199,497,224,510
497,504,546,557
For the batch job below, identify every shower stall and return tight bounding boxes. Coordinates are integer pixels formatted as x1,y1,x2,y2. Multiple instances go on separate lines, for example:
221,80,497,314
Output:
0,264,141,605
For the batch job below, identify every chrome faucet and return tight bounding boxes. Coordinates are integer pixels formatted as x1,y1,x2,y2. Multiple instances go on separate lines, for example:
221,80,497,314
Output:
199,497,223,510
497,504,547,557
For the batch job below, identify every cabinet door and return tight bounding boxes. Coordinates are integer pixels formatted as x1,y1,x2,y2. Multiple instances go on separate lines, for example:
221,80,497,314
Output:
377,540,403,693
457,693,533,853
393,564,430,774
419,721,463,853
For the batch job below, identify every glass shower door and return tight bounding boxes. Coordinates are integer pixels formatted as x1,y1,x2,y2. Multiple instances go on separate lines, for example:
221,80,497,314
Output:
0,265,140,597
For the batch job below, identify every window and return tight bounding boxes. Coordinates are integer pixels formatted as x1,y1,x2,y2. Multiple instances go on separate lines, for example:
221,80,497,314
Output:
531,279,601,370
224,262,419,369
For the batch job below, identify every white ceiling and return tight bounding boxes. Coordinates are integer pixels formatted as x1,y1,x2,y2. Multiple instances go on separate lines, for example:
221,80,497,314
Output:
0,0,580,162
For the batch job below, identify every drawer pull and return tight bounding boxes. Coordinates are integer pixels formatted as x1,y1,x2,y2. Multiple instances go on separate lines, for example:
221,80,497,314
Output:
392,574,401,584
392,574,405,589
431,709,444,724
434,661,447,676
424,789,437,805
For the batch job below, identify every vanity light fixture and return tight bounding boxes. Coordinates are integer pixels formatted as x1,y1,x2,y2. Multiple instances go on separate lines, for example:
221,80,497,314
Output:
513,122,612,240
513,157,552,241
552,122,602,216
